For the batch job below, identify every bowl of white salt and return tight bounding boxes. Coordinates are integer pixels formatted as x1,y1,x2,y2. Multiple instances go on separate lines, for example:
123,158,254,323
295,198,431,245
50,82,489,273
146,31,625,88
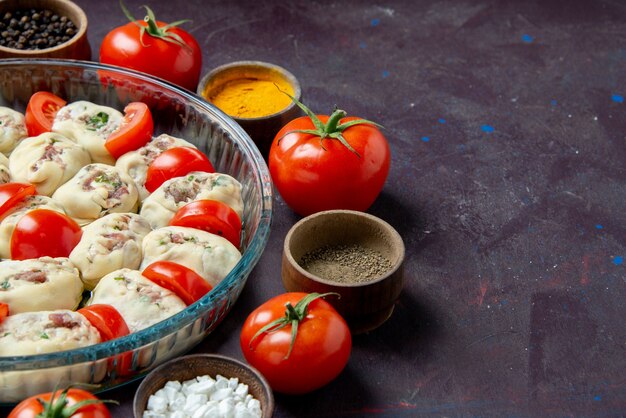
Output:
281,210,405,334
133,354,273,418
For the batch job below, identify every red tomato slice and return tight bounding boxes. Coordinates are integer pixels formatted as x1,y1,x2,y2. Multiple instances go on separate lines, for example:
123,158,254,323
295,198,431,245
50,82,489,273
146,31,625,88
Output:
78,304,130,341
0,302,8,323
10,209,82,260
142,261,213,305
105,102,154,159
78,304,133,377
169,200,242,249
0,182,36,220
144,147,215,193
24,91,67,137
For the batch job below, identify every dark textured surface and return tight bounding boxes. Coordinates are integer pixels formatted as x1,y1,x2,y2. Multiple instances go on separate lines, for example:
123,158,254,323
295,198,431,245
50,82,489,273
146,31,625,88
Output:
2,0,625,416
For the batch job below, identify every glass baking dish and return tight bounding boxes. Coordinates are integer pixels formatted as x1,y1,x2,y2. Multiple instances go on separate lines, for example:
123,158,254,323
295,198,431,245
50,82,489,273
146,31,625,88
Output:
0,59,272,403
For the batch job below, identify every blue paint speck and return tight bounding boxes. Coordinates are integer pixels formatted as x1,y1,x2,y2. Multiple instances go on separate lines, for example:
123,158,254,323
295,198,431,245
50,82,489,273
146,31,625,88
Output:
371,18,380,27
359,41,367,49
438,118,446,124
481,124,494,133
550,99,558,106
594,395,602,401
613,256,623,266
521,34,534,43
595,224,603,230
421,136,430,142
457,144,466,152
611,94,624,103
382,70,390,78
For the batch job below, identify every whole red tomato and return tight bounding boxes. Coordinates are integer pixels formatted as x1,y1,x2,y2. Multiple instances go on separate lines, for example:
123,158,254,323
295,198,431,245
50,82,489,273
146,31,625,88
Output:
99,5,202,91
8,387,111,418
269,101,390,216
240,292,351,394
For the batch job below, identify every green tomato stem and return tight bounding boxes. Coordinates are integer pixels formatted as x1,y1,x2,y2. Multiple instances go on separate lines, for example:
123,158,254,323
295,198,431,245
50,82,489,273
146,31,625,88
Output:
35,386,117,418
324,109,348,136
275,86,383,158
120,0,190,48
248,293,340,359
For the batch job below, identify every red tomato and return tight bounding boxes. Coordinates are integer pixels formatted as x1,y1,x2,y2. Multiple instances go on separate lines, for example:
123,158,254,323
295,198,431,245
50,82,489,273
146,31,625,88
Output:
144,147,215,192
240,292,352,394
99,5,202,91
10,209,82,260
0,302,8,323
8,387,111,418
269,104,390,216
24,91,66,136
169,200,242,249
104,102,154,159
0,182,36,220
78,304,130,342
142,261,213,306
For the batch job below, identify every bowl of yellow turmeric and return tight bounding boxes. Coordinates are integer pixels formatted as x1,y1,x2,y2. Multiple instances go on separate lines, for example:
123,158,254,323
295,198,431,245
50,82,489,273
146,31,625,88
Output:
198,60,302,159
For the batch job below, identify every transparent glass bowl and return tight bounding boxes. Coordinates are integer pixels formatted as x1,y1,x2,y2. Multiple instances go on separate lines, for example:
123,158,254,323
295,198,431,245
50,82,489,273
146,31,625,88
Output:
0,59,272,403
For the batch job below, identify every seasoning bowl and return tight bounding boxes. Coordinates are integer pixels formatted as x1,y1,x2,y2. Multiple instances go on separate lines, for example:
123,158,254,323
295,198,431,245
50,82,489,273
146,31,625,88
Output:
133,354,274,418
282,210,405,334
0,0,91,60
198,60,302,159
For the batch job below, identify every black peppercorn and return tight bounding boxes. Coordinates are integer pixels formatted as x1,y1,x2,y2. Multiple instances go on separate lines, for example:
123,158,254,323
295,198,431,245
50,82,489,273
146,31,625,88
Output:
0,8,77,50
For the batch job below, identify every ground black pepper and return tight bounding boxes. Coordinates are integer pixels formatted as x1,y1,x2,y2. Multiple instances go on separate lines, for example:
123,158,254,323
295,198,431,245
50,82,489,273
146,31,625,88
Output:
0,9,76,50
299,244,393,284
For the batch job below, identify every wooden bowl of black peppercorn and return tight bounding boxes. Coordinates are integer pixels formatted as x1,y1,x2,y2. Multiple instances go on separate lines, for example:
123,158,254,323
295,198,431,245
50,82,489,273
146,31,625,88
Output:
0,0,90,59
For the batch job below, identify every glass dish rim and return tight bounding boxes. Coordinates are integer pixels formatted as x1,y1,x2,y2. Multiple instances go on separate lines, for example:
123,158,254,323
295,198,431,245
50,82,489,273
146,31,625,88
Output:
0,58,273,369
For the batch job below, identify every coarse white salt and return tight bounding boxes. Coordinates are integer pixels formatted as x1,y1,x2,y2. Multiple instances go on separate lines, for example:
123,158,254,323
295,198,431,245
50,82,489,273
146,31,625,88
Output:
146,392,168,413
187,379,215,394
143,374,262,418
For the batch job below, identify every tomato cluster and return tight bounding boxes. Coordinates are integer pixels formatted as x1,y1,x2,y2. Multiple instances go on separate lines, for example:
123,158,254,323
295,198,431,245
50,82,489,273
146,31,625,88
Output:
238,96,391,394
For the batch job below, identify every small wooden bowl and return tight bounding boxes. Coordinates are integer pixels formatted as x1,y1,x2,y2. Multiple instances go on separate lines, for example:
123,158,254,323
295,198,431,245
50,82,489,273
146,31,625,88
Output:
197,61,302,159
133,354,274,418
282,210,405,334
0,0,91,60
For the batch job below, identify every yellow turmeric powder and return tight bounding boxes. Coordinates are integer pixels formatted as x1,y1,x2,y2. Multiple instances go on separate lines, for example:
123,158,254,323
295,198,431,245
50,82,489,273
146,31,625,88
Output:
207,76,295,119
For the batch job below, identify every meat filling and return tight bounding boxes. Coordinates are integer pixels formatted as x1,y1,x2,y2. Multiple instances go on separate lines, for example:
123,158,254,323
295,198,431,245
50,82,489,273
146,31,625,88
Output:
48,312,80,329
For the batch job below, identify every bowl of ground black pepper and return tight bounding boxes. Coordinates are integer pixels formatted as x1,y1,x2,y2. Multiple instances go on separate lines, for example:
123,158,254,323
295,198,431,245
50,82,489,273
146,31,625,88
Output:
0,0,90,59
282,210,405,334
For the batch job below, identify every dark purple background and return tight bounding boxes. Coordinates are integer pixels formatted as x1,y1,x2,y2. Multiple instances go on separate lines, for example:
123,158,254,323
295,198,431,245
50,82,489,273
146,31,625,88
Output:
4,0,626,416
